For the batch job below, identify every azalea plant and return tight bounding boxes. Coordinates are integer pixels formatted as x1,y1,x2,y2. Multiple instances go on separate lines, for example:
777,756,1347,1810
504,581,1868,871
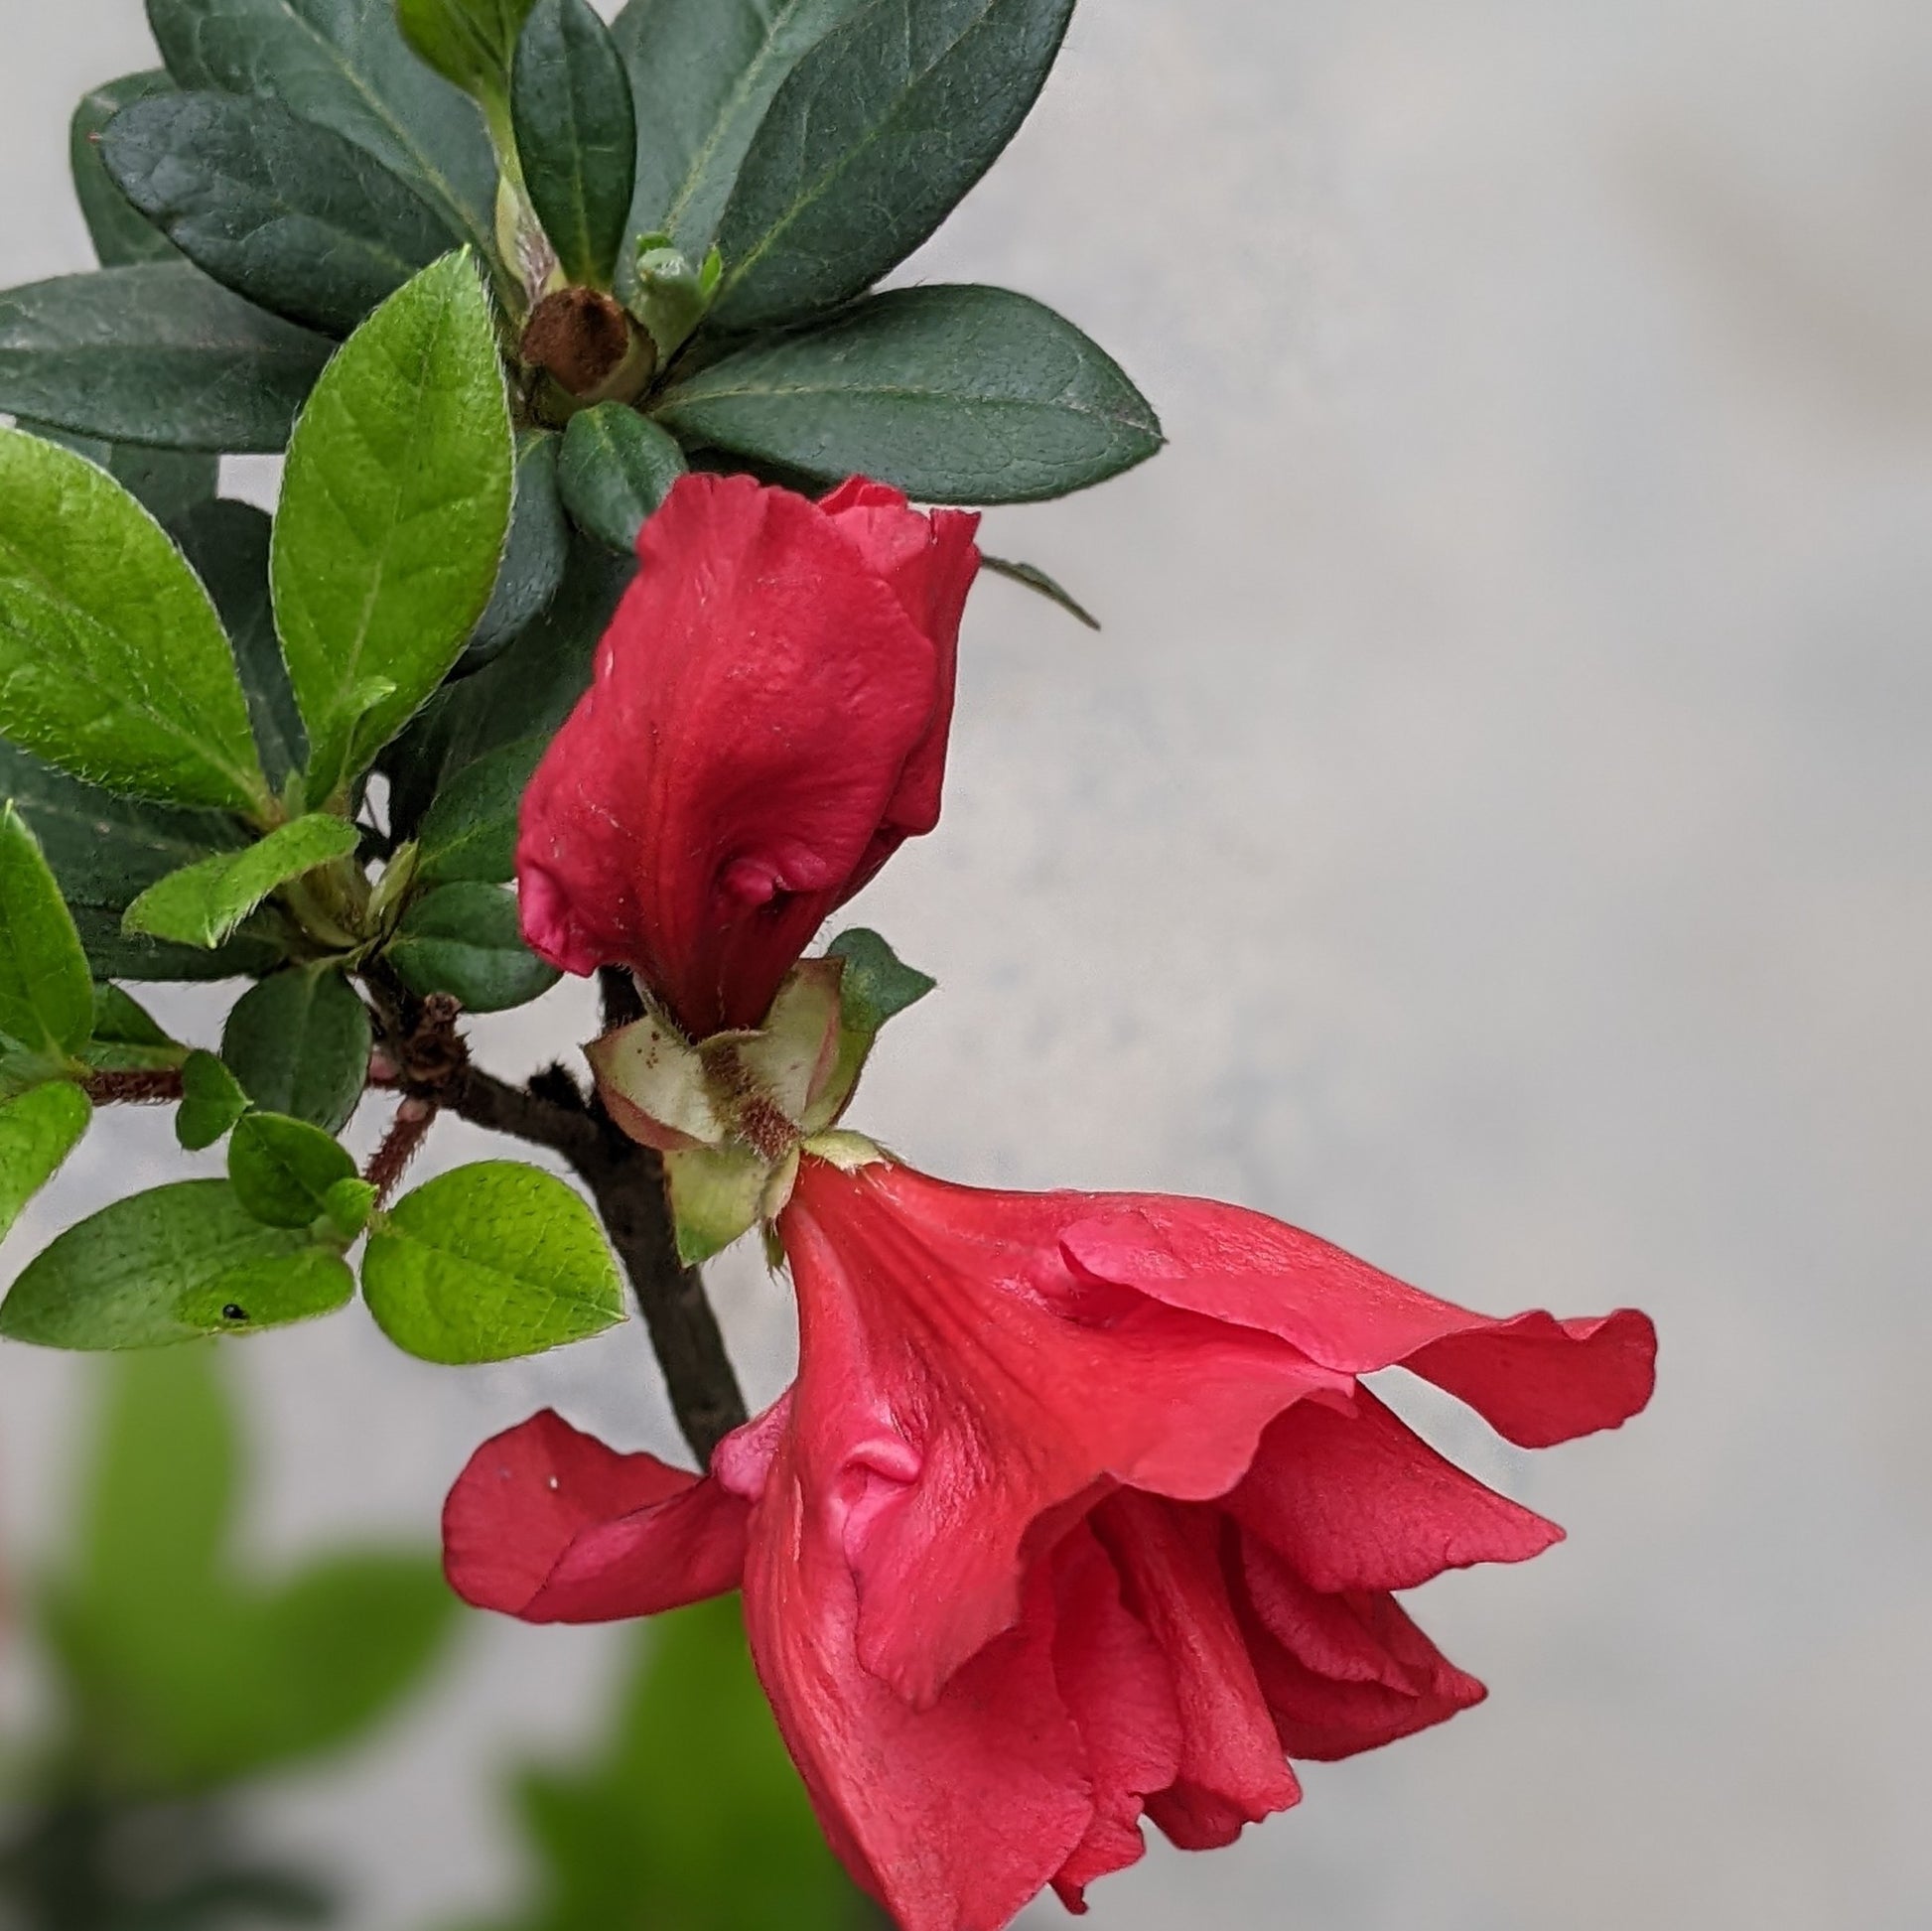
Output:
0,2,1657,1927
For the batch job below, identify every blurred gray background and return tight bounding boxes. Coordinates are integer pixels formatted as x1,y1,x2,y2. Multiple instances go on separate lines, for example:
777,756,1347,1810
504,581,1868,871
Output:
4,1,1929,1926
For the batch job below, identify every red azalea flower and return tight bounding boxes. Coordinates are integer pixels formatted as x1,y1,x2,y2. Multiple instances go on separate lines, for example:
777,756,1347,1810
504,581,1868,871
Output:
515,474,980,1036
445,1157,1655,1931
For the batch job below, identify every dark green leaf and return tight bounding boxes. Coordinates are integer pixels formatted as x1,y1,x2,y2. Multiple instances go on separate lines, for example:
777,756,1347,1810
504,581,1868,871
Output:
272,251,514,802
221,967,370,1133
0,263,333,452
613,0,870,263
76,910,285,984
228,1111,357,1227
361,1160,622,1363
380,534,630,838
0,1081,91,1246
558,403,686,553
123,813,359,949
149,0,498,253
0,802,93,1065
479,1599,867,1931
711,0,1074,331
387,882,559,1012
172,498,309,789
101,90,464,339
398,0,536,101
84,985,187,1071
417,737,542,883
177,1047,251,1150
26,420,219,525
512,0,637,289
0,430,273,811
656,284,1164,503
827,927,935,1031
466,434,569,669
0,1179,352,1348
981,552,1099,628
71,71,186,267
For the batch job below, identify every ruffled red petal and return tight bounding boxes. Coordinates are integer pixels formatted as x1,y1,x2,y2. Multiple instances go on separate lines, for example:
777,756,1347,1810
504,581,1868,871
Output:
443,1410,747,1622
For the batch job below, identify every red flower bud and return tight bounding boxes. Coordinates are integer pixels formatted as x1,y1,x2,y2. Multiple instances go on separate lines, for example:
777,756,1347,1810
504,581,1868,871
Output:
516,474,980,1036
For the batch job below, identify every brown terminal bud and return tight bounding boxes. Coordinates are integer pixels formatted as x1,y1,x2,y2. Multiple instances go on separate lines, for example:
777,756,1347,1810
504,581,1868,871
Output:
520,288,656,401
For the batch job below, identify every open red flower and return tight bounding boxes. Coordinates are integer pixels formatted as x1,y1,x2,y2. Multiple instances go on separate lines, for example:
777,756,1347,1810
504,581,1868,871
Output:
515,474,980,1036
445,1157,1655,1931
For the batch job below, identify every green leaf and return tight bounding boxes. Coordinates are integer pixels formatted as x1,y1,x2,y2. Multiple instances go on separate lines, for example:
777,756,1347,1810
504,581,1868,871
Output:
321,1175,377,1240
101,89,464,339
361,1161,623,1363
387,882,559,1013
71,71,186,267
399,0,536,102
613,0,871,263
663,1143,769,1266
228,1111,357,1228
981,552,1099,628
558,403,686,553
0,802,93,1067
380,533,630,838
655,284,1163,503
477,1598,867,1931
172,498,309,790
149,0,498,253
24,421,218,526
809,926,932,1127
417,737,542,883
0,1179,352,1348
0,263,334,452
0,1081,91,1247
221,967,370,1133
85,985,187,1072
272,250,514,803
512,0,637,289
0,430,269,813
123,813,359,949
177,1047,251,1151
711,0,1074,331
466,434,569,668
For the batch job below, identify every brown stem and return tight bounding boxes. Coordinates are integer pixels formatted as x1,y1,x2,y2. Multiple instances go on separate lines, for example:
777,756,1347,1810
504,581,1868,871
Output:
82,1069,184,1105
365,1097,438,1207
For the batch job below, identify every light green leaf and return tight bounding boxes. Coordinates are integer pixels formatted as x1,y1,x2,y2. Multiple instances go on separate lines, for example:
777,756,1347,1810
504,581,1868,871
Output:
0,1179,352,1349
361,1161,623,1363
417,737,543,883
0,1081,91,1247
123,813,359,949
664,1143,768,1265
221,966,370,1134
101,89,464,338
981,552,1099,629
171,498,309,791
711,0,1074,331
149,0,498,252
399,0,537,102
272,250,514,802
0,429,271,811
614,0,870,263
84,985,187,1072
0,801,94,1066
466,434,569,668
177,1047,251,1151
0,263,334,452
71,71,186,267
558,403,685,553
655,283,1163,504
321,1175,378,1240
512,0,637,289
22,420,218,527
387,881,559,1013
228,1111,358,1228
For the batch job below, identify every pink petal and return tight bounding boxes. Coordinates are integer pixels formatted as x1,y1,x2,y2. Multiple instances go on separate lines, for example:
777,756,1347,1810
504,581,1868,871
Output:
1092,1492,1301,1852
1047,1523,1183,1911
443,1410,747,1622
742,1439,1093,1931
1059,1199,1657,1446
780,1160,1351,1706
1226,1385,1563,1592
